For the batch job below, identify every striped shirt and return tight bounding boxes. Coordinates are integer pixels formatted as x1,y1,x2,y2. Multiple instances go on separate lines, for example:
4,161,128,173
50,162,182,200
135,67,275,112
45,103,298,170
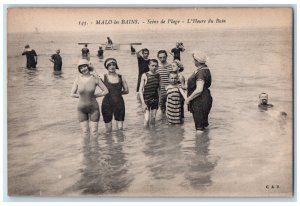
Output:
143,72,160,102
157,63,172,97
166,85,182,124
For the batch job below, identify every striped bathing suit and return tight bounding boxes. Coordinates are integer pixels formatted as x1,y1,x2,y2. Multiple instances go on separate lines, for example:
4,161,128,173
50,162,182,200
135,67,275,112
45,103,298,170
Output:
157,63,172,111
143,73,160,110
166,86,182,124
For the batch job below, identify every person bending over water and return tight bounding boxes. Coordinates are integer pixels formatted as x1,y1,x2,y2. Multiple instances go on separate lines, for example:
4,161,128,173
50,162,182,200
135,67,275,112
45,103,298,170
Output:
100,58,129,132
71,59,109,138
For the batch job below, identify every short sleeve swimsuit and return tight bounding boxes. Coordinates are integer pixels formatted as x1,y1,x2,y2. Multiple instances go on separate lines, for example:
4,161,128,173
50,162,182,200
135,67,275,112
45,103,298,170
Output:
51,53,62,71
187,65,213,130
22,50,37,68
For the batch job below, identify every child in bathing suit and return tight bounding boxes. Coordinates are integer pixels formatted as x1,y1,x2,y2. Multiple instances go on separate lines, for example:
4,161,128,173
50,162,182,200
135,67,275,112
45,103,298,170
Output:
139,59,161,127
166,72,187,124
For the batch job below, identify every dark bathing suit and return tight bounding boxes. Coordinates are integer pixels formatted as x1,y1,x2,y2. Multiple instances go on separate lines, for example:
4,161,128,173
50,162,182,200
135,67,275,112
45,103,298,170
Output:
22,50,37,68
136,56,150,92
171,47,184,61
143,73,160,110
187,65,213,130
51,53,62,71
82,48,89,59
102,74,125,123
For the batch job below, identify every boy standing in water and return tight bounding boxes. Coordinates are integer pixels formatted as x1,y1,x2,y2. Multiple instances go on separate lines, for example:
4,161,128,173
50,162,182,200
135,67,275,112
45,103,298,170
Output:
136,48,150,96
157,50,172,114
139,59,160,127
166,72,187,124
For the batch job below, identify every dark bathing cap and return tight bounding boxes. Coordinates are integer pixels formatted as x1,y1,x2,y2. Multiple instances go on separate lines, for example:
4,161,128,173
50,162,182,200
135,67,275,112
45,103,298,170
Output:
104,58,119,70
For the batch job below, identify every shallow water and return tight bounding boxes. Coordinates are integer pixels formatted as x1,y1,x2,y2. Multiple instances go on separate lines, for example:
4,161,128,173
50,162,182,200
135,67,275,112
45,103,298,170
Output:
7,28,293,197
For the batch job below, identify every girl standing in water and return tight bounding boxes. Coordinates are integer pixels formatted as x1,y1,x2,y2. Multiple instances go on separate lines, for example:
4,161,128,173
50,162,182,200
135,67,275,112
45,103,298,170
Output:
101,58,129,132
71,59,109,138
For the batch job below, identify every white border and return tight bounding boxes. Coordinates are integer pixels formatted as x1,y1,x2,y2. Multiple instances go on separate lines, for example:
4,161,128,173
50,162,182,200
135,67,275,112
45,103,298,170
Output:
1,1,298,206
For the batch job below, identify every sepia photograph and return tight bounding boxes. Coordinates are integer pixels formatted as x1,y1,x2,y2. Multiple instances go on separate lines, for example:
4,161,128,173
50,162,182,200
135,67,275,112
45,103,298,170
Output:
6,7,293,197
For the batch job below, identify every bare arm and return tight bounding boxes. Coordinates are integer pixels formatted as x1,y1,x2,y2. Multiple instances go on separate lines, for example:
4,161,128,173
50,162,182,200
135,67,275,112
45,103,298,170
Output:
49,55,54,63
139,74,147,111
33,50,38,63
180,45,185,52
179,87,187,100
168,51,174,57
121,77,129,95
70,77,79,98
94,77,109,98
136,49,143,57
185,80,204,105
179,74,186,89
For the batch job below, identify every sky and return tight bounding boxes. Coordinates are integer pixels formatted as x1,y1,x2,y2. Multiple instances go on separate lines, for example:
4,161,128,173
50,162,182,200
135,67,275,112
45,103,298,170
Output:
7,7,292,33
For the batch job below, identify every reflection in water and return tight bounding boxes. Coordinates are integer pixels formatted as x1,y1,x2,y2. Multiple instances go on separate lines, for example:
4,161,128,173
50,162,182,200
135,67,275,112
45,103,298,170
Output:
143,125,184,180
71,132,132,194
184,129,218,189
53,71,63,78
23,68,39,81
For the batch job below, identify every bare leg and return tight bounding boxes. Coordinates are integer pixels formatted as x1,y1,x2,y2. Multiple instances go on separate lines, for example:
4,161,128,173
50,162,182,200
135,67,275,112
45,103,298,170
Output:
90,121,99,139
80,121,90,139
150,109,157,126
196,129,205,135
144,110,150,127
105,122,112,133
116,121,124,130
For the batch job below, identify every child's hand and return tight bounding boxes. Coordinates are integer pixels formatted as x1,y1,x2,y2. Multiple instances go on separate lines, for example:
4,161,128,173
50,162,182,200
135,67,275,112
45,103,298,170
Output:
185,97,191,105
142,103,148,111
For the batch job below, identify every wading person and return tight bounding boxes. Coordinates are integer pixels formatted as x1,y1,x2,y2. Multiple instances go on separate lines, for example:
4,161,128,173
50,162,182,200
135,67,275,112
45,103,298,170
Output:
166,72,187,124
97,46,104,60
186,51,213,133
171,60,186,122
81,44,90,60
258,92,274,111
171,42,185,61
101,58,129,132
22,44,38,69
136,48,150,97
70,59,109,138
49,49,62,73
157,50,172,114
139,59,160,127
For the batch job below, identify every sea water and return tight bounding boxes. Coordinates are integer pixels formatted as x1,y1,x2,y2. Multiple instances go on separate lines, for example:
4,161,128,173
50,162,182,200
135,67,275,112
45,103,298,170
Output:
7,28,293,197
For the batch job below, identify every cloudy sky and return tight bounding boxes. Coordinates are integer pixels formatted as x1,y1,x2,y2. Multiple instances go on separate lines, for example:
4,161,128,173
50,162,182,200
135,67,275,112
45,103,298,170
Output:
7,7,292,33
